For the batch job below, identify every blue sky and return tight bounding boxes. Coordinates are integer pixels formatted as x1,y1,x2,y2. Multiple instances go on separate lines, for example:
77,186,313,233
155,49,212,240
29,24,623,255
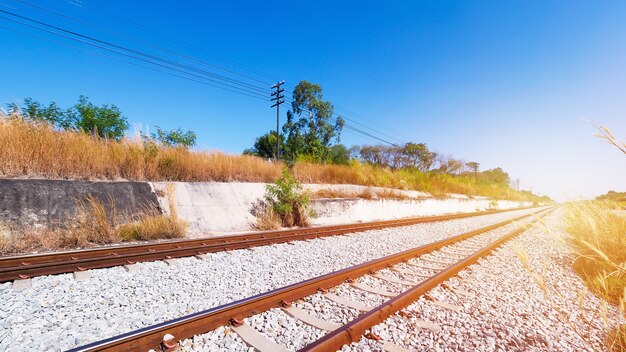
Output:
1,0,625,201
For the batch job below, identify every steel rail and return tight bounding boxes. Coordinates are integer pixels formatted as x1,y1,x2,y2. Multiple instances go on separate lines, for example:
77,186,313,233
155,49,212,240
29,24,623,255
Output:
0,207,536,282
66,208,551,352
300,209,553,351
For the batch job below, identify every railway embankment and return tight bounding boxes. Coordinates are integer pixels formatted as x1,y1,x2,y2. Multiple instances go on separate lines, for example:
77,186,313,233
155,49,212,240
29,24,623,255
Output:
0,178,532,235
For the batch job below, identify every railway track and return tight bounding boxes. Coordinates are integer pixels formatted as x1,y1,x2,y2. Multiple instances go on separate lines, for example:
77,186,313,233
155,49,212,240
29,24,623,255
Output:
0,207,534,283
67,207,552,352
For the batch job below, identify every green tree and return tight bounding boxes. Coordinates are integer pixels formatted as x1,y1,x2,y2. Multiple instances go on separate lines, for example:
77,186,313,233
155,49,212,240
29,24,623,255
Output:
466,161,480,179
329,144,351,165
479,167,510,185
21,98,67,127
66,96,129,140
401,142,437,171
282,80,344,163
151,126,197,148
243,130,284,159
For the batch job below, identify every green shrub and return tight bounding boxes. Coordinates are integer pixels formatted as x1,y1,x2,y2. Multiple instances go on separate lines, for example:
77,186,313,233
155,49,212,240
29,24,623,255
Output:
264,168,311,227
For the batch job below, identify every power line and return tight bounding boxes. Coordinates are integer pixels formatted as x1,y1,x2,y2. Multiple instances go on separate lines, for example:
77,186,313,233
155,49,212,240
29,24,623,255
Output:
283,98,400,147
12,0,276,87
0,9,271,100
62,0,281,83
0,14,270,101
0,24,269,102
3,3,411,147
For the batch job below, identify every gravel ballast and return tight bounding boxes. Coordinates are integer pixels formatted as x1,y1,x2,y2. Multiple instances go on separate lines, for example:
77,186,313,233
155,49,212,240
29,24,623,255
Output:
0,207,540,351
345,209,625,352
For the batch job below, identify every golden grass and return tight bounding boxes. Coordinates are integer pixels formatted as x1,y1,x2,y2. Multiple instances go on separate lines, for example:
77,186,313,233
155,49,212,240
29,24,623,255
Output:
311,187,411,200
562,201,626,351
0,117,540,201
0,190,186,255
563,201,626,305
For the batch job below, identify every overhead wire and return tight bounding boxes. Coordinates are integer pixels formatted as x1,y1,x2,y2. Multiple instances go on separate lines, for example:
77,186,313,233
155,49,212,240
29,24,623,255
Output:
0,13,269,101
2,2,409,145
0,9,270,100
13,0,276,88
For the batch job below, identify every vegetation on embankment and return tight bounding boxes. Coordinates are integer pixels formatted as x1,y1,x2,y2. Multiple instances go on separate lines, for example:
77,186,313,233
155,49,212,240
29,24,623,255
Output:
0,116,549,203
563,201,626,351
0,188,186,256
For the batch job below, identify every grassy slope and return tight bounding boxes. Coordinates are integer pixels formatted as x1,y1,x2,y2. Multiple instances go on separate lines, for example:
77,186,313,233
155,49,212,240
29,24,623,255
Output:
0,117,543,202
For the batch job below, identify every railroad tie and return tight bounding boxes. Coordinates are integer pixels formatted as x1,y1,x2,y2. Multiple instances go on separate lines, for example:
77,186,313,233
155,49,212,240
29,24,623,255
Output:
382,340,411,352
11,278,31,291
281,306,340,331
420,257,456,266
323,293,374,311
440,249,472,256
406,262,447,271
372,273,418,286
449,287,476,299
413,318,442,333
431,300,463,312
350,282,397,298
391,267,430,277
231,323,290,352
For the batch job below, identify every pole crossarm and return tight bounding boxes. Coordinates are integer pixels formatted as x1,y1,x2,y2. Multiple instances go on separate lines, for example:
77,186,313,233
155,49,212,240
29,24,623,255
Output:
270,81,285,160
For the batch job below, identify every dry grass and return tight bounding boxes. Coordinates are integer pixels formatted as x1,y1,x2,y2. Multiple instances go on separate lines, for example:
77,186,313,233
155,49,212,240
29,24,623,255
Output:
0,117,541,201
562,201,626,351
311,187,413,200
0,117,280,182
250,201,282,231
563,201,626,305
0,188,186,255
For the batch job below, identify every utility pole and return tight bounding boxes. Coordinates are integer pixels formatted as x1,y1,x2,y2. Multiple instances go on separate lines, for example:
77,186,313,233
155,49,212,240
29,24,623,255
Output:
271,81,285,161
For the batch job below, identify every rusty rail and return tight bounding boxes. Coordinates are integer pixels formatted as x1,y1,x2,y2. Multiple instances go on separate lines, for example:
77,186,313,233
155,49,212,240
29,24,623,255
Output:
300,209,553,351
66,207,551,352
0,207,535,282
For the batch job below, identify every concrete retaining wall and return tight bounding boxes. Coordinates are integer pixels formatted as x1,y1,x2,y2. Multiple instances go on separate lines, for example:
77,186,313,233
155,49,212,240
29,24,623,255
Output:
0,179,159,228
311,198,530,226
0,179,532,235
152,182,532,235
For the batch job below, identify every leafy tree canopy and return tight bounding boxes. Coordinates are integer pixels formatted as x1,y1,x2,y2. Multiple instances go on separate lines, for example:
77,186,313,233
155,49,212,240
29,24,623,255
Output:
14,96,129,140
151,126,197,148
243,130,284,159
282,80,345,163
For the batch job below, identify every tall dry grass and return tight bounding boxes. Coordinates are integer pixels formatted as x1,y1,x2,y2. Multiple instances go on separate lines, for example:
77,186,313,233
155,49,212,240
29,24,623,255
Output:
564,201,626,305
0,188,187,255
0,117,539,200
562,201,626,351
0,117,280,182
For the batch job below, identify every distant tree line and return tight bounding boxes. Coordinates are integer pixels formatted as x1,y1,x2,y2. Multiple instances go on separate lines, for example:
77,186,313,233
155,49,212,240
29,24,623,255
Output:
244,81,514,186
244,80,345,164
4,96,196,148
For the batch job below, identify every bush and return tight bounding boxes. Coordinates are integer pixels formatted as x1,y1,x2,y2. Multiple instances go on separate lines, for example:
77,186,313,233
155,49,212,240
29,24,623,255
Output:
262,169,311,227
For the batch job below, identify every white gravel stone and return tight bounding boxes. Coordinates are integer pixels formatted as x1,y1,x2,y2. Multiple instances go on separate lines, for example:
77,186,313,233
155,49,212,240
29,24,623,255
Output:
244,308,326,350
0,208,542,351
345,209,625,351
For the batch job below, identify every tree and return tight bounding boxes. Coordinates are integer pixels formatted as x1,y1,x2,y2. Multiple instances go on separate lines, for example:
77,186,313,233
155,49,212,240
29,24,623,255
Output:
151,126,197,148
16,96,129,140
466,161,480,179
329,144,351,165
21,98,66,127
282,80,345,163
435,155,464,175
401,142,437,171
244,131,284,159
480,167,510,185
66,96,128,140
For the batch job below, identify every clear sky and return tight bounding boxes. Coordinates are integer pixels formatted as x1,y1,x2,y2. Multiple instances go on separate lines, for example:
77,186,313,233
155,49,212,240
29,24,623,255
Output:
1,0,625,201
